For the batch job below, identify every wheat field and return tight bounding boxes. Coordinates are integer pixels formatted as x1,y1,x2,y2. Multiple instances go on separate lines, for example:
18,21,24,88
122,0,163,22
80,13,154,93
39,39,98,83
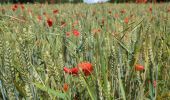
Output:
0,3,170,100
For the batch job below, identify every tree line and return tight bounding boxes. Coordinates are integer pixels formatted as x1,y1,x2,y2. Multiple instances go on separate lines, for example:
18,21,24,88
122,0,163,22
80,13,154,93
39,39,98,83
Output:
0,0,169,4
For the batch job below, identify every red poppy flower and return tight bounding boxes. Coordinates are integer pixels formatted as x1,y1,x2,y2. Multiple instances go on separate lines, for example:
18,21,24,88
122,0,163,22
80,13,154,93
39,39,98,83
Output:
143,0,147,3
70,67,79,75
124,17,129,24
53,9,59,14
78,62,93,76
149,6,152,13
14,4,18,9
12,7,17,11
136,0,140,3
20,4,24,10
12,4,18,11
63,83,69,92
135,64,144,71
63,67,79,76
47,18,53,27
73,29,80,37
63,67,70,73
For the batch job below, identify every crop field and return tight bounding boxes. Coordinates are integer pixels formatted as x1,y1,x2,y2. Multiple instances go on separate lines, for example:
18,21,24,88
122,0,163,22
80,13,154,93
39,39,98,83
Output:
0,3,170,100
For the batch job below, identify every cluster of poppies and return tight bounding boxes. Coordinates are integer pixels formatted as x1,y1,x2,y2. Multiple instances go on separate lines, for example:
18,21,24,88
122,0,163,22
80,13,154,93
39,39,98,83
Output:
64,62,93,76
34,9,81,37
136,0,147,3
36,9,58,27
62,62,93,93
11,4,24,11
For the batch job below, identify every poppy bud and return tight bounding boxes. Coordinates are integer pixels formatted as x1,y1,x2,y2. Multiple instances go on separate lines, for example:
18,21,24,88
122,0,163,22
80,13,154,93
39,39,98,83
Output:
135,64,144,71
66,32,71,37
63,83,69,92
149,6,152,13
124,17,129,24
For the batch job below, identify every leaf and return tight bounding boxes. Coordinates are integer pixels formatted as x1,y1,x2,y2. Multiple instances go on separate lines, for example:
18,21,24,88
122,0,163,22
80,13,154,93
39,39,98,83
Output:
118,68,126,100
80,76,96,100
34,83,66,99
14,80,27,97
